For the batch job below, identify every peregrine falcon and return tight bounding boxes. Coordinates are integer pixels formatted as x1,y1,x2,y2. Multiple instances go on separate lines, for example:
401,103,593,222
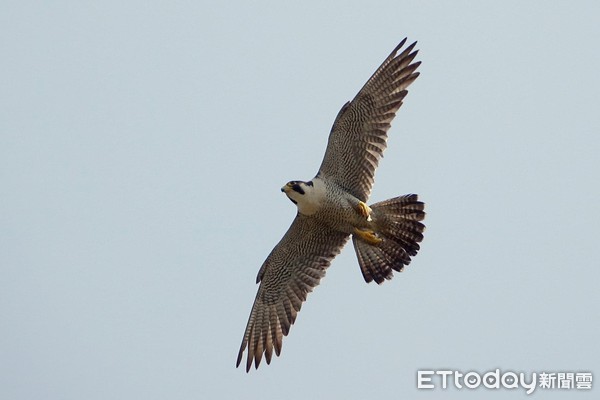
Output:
237,38,425,372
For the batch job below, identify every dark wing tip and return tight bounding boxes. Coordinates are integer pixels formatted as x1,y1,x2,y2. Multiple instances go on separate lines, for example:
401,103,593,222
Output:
407,40,418,51
246,351,253,372
392,37,408,53
393,38,418,58
236,343,245,369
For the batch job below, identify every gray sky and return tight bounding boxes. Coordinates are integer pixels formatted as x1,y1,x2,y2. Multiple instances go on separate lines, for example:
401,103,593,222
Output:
2,1,599,399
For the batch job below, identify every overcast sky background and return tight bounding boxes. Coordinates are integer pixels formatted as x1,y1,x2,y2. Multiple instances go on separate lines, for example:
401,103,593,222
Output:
2,1,599,399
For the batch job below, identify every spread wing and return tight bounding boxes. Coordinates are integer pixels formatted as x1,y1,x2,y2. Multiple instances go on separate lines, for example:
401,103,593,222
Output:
317,38,421,202
236,215,349,372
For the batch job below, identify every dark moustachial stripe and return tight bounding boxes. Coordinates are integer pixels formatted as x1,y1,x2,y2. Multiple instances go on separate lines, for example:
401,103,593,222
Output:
292,184,305,195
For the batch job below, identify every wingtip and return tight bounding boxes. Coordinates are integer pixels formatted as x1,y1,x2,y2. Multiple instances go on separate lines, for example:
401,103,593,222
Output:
402,41,419,58
236,351,245,372
236,339,249,371
390,38,408,57
246,354,253,372
390,38,420,65
398,38,418,51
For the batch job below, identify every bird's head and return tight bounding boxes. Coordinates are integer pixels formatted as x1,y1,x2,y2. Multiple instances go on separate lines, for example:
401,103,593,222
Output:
281,179,324,215
281,180,314,205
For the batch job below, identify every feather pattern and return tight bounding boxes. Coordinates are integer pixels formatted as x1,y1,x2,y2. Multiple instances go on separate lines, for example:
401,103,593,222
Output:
236,215,349,372
353,194,425,284
318,39,421,201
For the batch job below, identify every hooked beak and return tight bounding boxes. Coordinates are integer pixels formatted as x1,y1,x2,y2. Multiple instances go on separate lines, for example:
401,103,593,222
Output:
281,182,293,193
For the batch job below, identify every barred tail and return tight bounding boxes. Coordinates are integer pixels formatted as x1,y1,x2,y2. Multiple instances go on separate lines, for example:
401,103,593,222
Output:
352,194,425,284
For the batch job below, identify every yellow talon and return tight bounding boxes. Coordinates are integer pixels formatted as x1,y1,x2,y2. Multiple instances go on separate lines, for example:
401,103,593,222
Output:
358,201,373,222
354,228,382,245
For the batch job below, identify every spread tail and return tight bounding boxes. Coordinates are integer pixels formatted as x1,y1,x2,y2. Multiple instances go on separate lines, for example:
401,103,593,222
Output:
352,194,425,284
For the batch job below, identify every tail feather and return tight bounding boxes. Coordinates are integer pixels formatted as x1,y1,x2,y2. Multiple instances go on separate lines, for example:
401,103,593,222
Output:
352,194,425,284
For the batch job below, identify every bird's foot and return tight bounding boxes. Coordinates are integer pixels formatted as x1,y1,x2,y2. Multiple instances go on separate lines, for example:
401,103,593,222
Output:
357,201,373,222
354,228,382,245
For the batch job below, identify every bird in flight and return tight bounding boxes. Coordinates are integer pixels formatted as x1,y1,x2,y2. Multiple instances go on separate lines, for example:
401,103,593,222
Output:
237,38,425,372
